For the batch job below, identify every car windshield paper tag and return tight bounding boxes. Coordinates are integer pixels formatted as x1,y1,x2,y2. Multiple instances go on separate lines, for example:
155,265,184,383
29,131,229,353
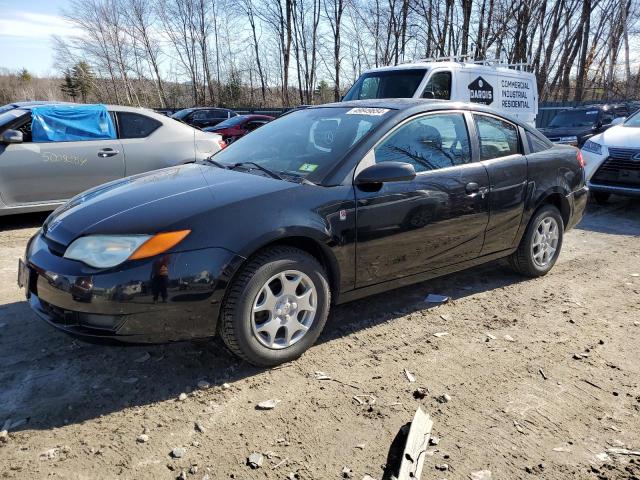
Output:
586,111,598,115
299,163,318,172
346,108,389,116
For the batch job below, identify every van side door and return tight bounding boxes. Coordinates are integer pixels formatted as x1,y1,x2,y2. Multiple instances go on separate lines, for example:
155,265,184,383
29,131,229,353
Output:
471,113,528,255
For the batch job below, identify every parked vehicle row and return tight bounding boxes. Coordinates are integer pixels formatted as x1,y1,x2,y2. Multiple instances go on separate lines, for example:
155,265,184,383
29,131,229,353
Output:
0,103,224,215
203,114,274,143
581,109,640,203
19,99,588,366
539,103,634,147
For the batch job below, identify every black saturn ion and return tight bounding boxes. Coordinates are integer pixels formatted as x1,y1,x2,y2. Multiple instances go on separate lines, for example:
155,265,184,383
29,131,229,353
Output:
19,99,588,366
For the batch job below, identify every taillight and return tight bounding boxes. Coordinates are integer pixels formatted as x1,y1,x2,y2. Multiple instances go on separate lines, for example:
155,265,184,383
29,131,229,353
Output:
217,139,227,150
576,150,585,168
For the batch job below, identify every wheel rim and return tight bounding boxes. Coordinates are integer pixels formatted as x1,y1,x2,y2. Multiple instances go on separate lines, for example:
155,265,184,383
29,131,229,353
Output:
531,216,560,268
251,270,317,350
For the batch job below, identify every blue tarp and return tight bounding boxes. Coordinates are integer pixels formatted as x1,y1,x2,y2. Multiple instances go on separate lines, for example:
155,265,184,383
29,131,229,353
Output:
31,104,116,143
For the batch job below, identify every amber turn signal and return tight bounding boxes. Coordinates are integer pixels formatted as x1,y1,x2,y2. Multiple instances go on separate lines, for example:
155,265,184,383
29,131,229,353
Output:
129,230,191,260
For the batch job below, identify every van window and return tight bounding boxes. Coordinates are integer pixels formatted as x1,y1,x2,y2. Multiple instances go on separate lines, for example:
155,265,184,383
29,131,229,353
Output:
473,114,520,160
374,113,471,172
422,72,451,100
343,69,426,101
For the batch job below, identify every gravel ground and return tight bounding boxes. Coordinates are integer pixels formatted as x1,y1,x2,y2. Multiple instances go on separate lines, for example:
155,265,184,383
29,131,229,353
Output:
0,197,639,480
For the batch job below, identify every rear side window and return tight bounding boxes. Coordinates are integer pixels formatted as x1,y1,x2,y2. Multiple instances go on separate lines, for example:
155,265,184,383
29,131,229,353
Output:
526,131,551,153
473,114,520,160
117,112,161,139
374,113,471,172
422,72,451,100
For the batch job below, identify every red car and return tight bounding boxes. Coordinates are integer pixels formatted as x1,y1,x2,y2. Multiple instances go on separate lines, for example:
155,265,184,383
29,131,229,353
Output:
203,114,274,143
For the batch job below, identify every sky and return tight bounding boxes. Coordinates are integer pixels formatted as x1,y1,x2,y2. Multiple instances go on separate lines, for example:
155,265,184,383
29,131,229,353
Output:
0,0,75,76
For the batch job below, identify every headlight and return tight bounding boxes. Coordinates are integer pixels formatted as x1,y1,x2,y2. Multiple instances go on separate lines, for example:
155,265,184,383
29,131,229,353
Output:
64,230,190,268
582,140,603,155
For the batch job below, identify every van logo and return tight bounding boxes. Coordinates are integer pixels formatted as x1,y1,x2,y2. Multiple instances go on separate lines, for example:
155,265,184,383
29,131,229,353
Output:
468,76,494,105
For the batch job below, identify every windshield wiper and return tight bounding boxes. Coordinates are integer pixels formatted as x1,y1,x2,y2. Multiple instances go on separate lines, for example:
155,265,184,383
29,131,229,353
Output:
231,161,283,180
203,157,229,169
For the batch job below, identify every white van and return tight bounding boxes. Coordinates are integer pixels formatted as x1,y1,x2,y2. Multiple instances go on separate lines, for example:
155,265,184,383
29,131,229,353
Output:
342,61,538,126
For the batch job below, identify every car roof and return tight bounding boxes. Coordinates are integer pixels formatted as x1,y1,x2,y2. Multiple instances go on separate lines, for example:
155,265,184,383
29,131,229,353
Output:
315,98,515,116
308,98,530,131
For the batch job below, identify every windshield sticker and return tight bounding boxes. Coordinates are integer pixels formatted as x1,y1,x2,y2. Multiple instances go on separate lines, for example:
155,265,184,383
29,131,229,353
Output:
586,111,598,115
346,108,389,116
299,163,318,172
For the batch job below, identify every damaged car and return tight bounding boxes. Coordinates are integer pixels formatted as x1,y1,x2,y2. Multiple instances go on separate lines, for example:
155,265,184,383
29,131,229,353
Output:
20,99,588,366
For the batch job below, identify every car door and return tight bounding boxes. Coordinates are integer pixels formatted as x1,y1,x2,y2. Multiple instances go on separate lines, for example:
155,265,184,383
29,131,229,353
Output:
355,111,490,287
0,113,124,206
115,110,190,175
472,113,528,255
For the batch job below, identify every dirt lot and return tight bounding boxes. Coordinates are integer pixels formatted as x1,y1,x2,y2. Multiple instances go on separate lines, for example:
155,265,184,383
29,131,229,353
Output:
0,198,639,480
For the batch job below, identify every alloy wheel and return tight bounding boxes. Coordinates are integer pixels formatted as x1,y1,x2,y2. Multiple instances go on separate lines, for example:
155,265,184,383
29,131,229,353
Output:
251,270,317,349
531,216,559,268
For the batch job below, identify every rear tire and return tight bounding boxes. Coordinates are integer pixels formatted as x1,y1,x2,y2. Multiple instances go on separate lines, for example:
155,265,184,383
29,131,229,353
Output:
219,246,330,367
509,205,564,277
592,192,610,205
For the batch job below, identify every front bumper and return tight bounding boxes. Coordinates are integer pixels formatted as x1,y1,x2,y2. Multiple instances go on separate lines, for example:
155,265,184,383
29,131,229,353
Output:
588,182,640,198
22,232,243,343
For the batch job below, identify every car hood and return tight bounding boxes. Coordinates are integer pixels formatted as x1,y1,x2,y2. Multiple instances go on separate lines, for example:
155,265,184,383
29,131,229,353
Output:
43,163,297,248
539,125,594,137
593,124,640,147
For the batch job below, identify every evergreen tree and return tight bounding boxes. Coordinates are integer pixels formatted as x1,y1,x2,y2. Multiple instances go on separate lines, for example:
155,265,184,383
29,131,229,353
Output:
72,61,94,103
60,69,79,100
18,69,32,83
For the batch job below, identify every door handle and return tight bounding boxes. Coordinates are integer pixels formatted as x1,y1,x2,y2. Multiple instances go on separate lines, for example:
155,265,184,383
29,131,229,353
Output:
98,148,119,158
465,183,489,199
465,182,480,194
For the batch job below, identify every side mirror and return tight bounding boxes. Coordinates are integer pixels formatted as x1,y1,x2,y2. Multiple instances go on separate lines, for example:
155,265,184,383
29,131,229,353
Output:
1,129,23,144
355,162,416,185
423,91,435,99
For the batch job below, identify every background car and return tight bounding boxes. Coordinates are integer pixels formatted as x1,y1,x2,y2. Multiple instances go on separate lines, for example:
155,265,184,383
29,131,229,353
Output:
171,107,238,129
203,114,274,143
0,100,72,115
539,104,624,147
0,103,224,215
20,100,587,367
581,109,640,204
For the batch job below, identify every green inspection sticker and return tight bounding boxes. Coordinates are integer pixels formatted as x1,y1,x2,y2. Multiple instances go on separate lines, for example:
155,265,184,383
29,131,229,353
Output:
299,163,318,172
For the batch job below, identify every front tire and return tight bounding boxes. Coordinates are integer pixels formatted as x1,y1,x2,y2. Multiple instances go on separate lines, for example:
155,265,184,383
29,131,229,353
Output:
219,246,330,366
509,205,564,277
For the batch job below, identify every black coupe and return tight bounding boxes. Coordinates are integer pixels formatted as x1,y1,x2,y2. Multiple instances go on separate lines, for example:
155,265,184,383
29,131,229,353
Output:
19,100,588,366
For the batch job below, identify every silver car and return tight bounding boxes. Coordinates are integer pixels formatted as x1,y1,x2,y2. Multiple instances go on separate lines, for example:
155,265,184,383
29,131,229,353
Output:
0,104,224,215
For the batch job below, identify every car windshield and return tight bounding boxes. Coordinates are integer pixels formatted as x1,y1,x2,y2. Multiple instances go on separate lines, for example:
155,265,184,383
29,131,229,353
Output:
0,104,17,115
549,110,599,128
0,109,27,130
212,116,247,128
171,109,193,120
210,107,392,182
623,110,640,127
343,69,426,101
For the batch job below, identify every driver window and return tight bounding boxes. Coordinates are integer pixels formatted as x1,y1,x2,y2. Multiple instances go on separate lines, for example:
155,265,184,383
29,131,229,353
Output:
360,77,380,99
374,113,471,172
422,72,452,99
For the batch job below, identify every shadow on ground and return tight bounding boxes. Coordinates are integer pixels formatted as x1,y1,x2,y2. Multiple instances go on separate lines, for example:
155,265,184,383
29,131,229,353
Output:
1,195,638,434
0,259,522,434
576,196,640,236
0,212,49,232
